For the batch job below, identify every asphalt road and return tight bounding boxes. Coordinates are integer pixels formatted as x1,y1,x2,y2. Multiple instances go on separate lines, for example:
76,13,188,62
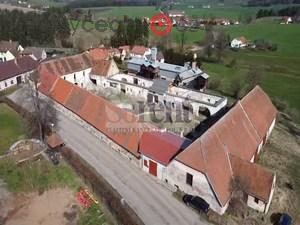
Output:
9,89,209,225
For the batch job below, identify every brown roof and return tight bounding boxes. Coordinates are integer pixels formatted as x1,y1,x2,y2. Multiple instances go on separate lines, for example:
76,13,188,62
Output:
140,131,191,166
176,127,232,206
23,47,45,61
119,45,130,52
176,86,277,206
0,56,38,81
230,155,275,202
39,72,157,156
241,86,277,140
91,60,112,77
88,48,109,62
39,53,94,76
213,102,261,161
131,46,149,56
238,36,248,44
47,133,64,148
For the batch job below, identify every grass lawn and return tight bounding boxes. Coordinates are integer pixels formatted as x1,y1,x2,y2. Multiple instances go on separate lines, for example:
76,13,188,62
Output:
0,159,81,192
0,103,26,155
224,23,300,57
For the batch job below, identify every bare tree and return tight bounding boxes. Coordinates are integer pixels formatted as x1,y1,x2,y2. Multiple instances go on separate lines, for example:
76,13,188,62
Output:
214,29,229,62
176,28,187,51
245,68,263,92
22,72,57,141
228,175,250,218
230,76,245,99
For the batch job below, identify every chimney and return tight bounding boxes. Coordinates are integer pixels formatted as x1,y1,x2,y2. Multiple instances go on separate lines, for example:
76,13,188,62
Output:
184,62,191,69
151,47,157,62
192,61,197,70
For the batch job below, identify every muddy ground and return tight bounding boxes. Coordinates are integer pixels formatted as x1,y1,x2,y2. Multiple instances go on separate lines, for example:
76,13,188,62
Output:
0,187,80,225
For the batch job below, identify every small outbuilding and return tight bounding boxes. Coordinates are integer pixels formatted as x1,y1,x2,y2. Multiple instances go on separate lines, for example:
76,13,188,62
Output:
139,131,191,181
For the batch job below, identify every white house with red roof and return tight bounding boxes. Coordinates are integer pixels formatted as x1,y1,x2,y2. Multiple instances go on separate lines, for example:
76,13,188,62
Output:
0,56,38,91
231,36,249,48
166,86,277,215
139,131,191,181
130,46,151,59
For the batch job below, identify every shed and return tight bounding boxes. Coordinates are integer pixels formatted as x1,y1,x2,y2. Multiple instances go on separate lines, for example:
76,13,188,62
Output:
47,133,64,149
139,131,191,181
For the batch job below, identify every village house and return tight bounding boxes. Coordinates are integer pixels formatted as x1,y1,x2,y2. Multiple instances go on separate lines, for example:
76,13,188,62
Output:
281,16,293,24
118,45,130,60
231,37,249,48
38,70,157,165
0,40,24,62
0,56,38,90
39,53,276,214
90,59,120,86
39,49,108,88
139,131,191,180
22,47,47,61
167,10,185,18
166,86,277,215
130,46,151,59
127,51,209,90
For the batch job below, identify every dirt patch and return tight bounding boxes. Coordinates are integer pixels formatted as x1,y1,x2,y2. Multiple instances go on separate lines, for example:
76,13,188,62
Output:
4,188,79,225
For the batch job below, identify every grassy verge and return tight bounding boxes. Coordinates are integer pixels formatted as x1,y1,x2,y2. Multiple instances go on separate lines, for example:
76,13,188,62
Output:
0,103,26,155
0,160,81,192
78,204,109,225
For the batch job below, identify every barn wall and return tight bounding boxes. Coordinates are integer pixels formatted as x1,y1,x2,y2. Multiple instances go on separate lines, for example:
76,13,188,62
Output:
141,155,166,181
166,160,228,214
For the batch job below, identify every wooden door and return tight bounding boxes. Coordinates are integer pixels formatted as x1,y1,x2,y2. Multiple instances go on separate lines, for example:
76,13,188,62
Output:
149,160,157,177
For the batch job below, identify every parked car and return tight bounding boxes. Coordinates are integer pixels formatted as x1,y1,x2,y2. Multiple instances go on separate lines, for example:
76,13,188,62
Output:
279,213,292,225
182,194,210,214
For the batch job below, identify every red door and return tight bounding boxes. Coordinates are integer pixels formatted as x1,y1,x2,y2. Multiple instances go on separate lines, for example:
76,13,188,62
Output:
149,160,157,177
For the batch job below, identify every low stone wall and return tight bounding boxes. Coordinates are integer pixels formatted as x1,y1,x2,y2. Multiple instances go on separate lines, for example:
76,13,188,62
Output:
61,146,145,225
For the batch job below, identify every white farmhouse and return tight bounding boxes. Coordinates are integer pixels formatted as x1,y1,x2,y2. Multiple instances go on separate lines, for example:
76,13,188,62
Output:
166,86,277,215
0,40,24,62
0,56,37,91
231,36,249,48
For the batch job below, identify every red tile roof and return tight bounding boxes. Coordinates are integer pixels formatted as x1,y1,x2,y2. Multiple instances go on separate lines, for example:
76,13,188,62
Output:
0,56,38,81
176,86,277,206
88,48,109,62
176,128,233,206
230,154,274,203
241,86,277,140
39,53,94,76
139,131,191,166
91,59,112,77
47,133,64,148
50,78,74,105
39,71,157,157
131,46,149,56
213,102,261,161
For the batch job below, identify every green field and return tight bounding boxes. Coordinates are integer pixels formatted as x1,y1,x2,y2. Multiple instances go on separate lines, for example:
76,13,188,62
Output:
0,103,26,155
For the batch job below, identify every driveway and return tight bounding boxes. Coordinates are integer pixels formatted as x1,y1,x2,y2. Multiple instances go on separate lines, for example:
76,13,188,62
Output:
9,89,210,225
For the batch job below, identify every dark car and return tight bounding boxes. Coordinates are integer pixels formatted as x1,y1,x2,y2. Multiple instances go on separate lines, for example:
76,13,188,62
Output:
279,213,292,225
183,194,210,214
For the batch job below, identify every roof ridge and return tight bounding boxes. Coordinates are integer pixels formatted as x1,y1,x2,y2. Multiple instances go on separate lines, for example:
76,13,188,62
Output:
238,100,261,141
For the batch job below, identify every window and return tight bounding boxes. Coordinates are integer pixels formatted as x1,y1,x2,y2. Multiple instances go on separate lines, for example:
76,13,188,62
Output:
134,78,138,85
83,71,85,76
254,197,259,204
64,76,66,80
186,173,193,186
74,74,76,81
11,80,14,85
144,160,148,168
4,82,7,87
